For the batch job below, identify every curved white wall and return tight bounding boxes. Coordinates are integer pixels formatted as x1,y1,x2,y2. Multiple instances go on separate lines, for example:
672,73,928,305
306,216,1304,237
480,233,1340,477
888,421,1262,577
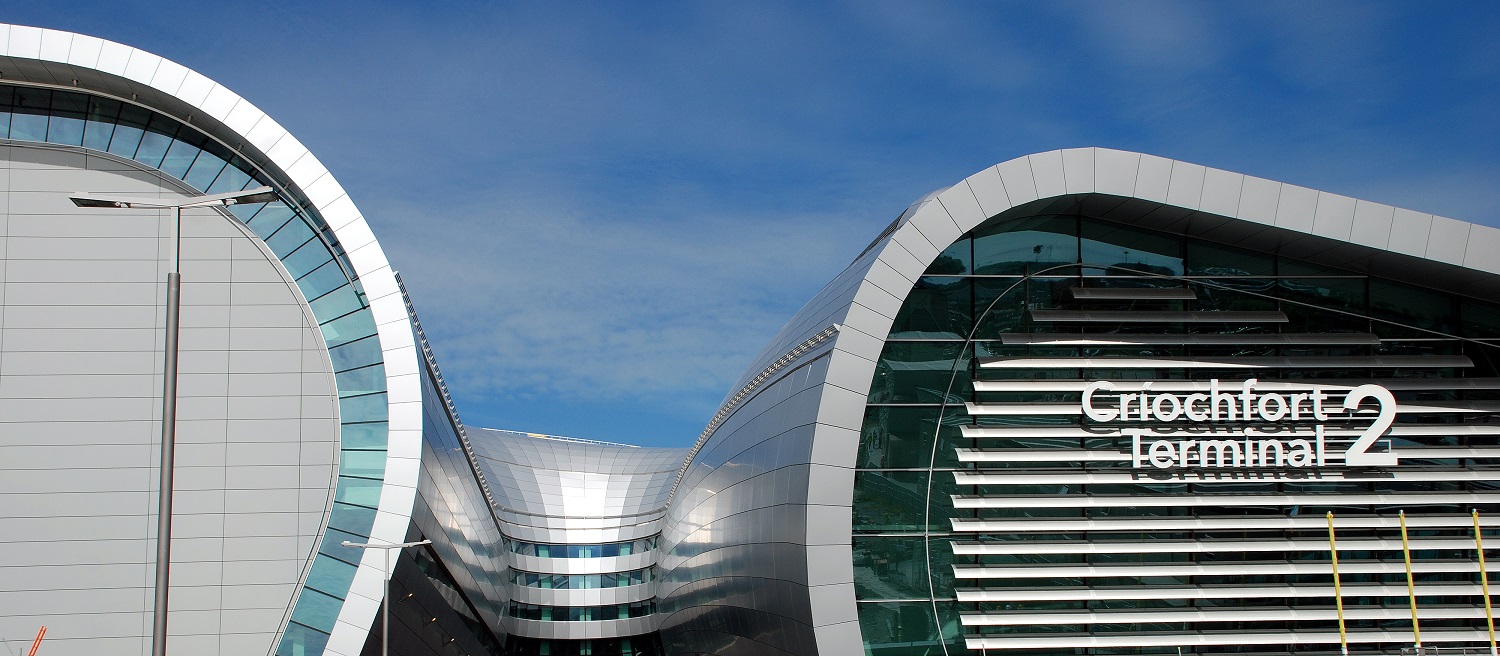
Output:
0,24,424,656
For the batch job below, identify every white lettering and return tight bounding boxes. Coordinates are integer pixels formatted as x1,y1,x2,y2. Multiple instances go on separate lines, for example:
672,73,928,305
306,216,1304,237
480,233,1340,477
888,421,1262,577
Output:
1257,392,1288,421
1081,381,1118,422
1149,440,1176,469
1151,392,1183,422
1073,378,1398,470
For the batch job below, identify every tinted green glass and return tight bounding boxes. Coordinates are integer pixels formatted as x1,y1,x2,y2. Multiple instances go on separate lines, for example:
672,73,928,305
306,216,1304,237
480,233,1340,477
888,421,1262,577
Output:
853,537,931,599
1372,278,1458,337
853,471,932,532
308,284,363,321
299,260,352,302
971,277,1030,338
338,392,389,423
289,588,343,633
335,364,386,396
973,215,1077,275
46,115,84,146
1082,220,1183,276
132,117,176,168
9,87,49,141
158,137,200,178
183,148,228,191
338,449,387,478
334,475,382,507
304,556,357,599
322,311,377,349
246,204,296,239
327,501,376,537
890,277,970,338
329,335,384,372
339,421,388,450
869,342,970,404
265,216,316,255
857,602,943,656
857,406,965,469
926,237,970,275
1185,237,1274,276
208,158,254,194
275,623,329,656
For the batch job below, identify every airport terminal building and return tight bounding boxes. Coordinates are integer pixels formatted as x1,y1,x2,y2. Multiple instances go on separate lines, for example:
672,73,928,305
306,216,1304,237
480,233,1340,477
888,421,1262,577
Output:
4,23,1500,656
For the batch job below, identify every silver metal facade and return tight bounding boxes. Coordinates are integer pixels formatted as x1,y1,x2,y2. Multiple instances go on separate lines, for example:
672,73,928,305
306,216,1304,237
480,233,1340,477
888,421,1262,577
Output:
471,428,689,642
665,147,1500,656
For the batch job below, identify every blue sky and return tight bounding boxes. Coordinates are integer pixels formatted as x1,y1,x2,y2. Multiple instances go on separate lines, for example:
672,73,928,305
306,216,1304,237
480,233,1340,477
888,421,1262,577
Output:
11,2,1498,447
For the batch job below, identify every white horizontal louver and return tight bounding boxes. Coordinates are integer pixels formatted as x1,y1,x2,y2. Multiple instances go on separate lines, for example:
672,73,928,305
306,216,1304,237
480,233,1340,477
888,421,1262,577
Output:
945,294,1500,652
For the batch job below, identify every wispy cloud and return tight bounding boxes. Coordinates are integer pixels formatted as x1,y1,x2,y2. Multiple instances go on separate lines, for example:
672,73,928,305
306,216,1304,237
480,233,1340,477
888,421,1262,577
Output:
12,1,1500,444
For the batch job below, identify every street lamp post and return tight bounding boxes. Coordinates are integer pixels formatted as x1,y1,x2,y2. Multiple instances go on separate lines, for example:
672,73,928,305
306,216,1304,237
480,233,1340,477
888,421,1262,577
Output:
342,540,433,656
68,186,279,656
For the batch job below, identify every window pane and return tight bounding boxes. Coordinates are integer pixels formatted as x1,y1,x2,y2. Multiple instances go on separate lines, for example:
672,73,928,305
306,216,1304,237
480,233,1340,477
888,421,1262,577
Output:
9,87,50,141
265,216,315,256
282,239,334,278
974,215,1077,275
339,392,388,423
339,421,387,450
182,147,228,191
107,104,151,158
289,588,343,633
246,203,296,240
869,341,970,404
208,158,254,194
309,285,364,322
303,556,357,598
82,96,121,151
275,622,329,656
1081,220,1183,276
334,475,382,507
132,117,177,168
322,310,377,349
329,335,383,371
335,363,386,396
927,237,970,275
158,136,201,178
890,277,970,338
852,470,932,532
327,501,376,537
858,406,964,469
340,447,387,477
45,90,87,146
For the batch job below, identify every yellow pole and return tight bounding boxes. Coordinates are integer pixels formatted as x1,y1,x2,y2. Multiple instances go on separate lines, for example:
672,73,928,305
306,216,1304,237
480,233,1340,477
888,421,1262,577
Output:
1475,510,1497,656
1329,511,1350,656
1400,510,1422,650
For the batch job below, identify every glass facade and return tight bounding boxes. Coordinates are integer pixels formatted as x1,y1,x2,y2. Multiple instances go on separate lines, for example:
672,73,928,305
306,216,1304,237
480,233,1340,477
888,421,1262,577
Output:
0,82,393,655
504,636,664,656
853,206,1500,655
510,568,655,589
506,537,659,559
509,602,657,622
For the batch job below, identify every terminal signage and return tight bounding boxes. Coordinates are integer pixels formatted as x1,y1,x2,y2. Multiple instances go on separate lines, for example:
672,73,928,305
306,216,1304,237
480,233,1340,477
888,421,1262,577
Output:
1080,379,1397,469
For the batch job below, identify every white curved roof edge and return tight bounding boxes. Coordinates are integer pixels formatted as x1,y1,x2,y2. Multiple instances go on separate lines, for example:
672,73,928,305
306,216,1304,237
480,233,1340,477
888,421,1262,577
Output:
0,23,422,655
721,147,1498,654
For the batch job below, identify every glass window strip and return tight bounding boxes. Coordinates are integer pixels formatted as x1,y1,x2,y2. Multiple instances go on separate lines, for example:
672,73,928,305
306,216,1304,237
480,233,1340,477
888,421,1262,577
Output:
505,535,660,558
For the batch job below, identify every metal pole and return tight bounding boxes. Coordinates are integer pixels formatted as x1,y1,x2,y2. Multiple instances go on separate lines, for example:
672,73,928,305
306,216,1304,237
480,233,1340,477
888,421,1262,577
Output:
152,205,182,656
1329,511,1349,656
1475,510,1497,656
383,547,391,656
1401,510,1421,650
